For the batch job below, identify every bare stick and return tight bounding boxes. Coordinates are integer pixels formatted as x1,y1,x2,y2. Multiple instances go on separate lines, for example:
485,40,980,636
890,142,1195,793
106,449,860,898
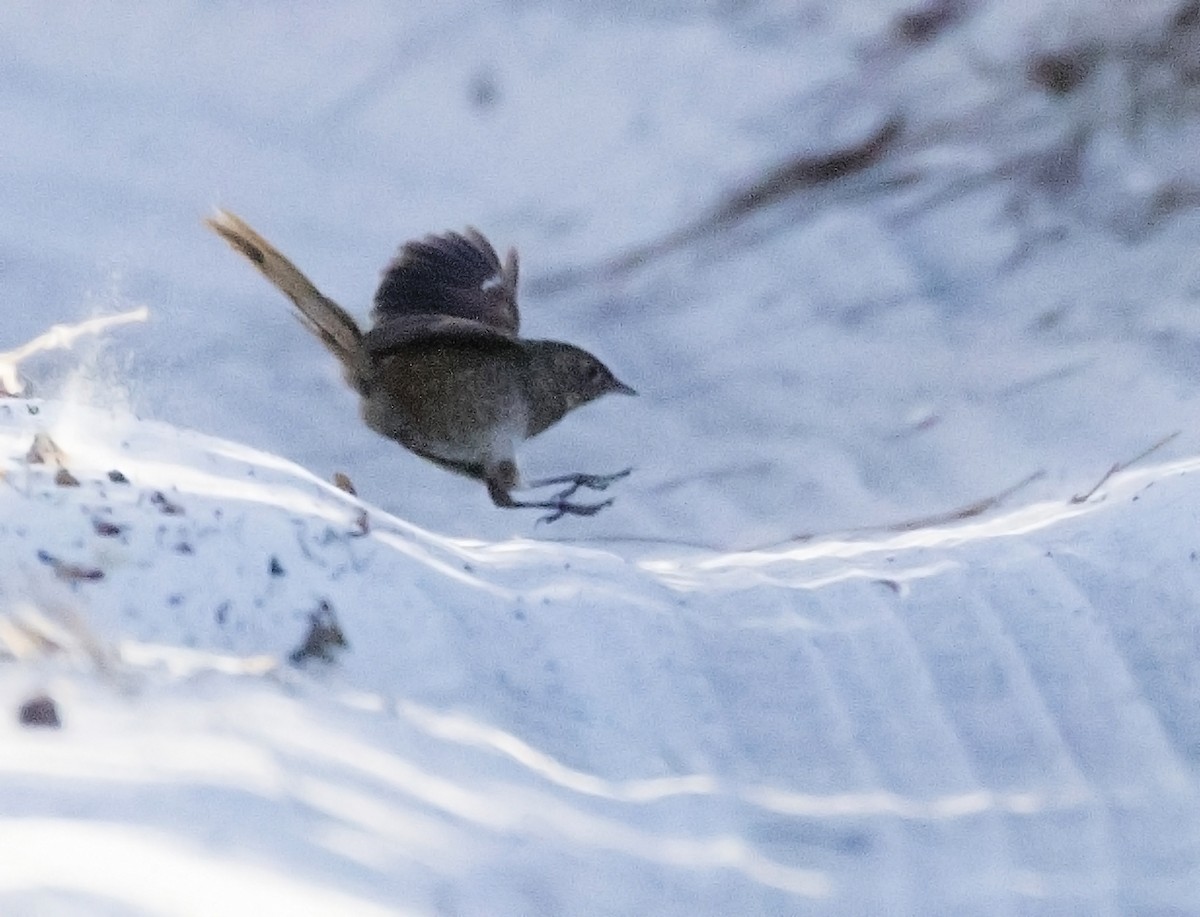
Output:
1070,431,1180,504
885,470,1046,532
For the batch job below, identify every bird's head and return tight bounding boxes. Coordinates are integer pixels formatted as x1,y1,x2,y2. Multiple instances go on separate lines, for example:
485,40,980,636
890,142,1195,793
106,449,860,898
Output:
524,340,636,435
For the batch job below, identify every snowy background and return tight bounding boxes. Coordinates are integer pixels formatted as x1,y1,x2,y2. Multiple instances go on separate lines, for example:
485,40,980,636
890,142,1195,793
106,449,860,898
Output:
4,0,1200,913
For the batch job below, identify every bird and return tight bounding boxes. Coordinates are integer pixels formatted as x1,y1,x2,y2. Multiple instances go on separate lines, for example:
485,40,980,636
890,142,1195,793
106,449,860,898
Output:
205,210,635,522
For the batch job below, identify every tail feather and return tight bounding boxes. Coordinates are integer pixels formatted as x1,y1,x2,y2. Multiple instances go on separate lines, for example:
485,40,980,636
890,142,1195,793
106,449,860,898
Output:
206,210,364,373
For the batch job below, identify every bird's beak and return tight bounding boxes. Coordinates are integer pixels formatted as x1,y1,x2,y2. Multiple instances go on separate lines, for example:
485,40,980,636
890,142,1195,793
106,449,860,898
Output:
613,379,638,397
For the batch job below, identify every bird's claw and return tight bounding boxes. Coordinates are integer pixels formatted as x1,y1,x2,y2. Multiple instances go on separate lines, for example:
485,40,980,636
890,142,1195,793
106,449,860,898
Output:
537,497,615,525
503,468,631,523
528,467,633,501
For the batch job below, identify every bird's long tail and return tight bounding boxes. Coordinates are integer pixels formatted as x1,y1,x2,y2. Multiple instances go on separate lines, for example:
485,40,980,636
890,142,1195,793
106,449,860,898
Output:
205,210,365,377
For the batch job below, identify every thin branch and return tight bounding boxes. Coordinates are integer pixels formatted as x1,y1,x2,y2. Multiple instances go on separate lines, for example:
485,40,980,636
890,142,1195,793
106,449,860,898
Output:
1070,431,1180,504
885,470,1045,531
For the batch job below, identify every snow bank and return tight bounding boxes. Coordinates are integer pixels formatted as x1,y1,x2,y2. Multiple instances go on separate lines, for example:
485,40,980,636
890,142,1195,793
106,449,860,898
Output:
1,399,1197,914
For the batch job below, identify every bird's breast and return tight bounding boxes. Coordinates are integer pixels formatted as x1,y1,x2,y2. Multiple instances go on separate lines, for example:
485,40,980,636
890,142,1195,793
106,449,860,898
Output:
359,342,529,464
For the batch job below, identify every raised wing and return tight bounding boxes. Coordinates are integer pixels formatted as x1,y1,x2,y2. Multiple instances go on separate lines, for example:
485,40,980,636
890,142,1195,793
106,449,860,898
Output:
372,228,519,337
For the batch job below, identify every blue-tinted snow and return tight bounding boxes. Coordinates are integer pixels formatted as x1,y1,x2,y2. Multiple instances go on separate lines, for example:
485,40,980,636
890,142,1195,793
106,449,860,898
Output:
3,1,1200,913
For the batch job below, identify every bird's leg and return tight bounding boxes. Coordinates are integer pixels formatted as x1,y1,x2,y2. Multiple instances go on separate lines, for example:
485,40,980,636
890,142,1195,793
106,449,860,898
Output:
523,467,633,501
486,463,618,523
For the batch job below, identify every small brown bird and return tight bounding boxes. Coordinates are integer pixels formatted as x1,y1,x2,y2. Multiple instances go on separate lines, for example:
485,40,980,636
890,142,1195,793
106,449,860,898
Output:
206,210,635,521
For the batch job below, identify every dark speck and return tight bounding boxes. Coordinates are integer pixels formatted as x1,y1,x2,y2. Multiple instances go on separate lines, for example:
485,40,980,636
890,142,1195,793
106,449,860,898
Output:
107,470,130,484
290,600,348,665
1029,51,1092,95
150,491,184,515
33,550,103,582
269,556,285,577
19,695,60,728
895,0,966,44
469,68,500,110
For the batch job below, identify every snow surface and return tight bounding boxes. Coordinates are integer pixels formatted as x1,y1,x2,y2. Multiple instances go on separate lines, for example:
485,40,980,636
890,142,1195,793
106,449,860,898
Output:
5,0,1200,913
3,397,1200,915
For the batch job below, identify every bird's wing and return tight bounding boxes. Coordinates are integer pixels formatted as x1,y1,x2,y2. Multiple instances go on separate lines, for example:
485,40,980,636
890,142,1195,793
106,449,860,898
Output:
372,228,520,337
361,313,518,356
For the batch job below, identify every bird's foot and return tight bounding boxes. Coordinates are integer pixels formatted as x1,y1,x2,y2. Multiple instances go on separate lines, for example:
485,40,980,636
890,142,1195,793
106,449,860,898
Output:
536,496,615,525
489,468,631,523
489,491,614,524
525,467,633,502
